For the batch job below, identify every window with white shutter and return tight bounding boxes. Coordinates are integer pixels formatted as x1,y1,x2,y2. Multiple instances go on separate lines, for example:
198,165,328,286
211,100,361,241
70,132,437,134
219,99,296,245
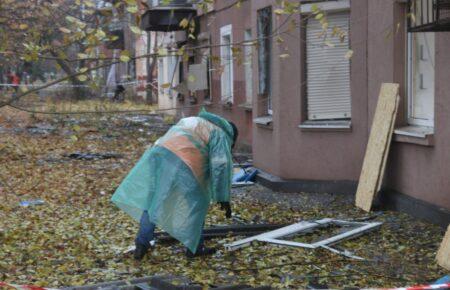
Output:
306,12,351,121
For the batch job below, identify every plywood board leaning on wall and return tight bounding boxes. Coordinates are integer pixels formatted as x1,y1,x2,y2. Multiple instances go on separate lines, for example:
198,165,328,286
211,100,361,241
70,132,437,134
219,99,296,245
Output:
355,83,400,212
437,225,450,271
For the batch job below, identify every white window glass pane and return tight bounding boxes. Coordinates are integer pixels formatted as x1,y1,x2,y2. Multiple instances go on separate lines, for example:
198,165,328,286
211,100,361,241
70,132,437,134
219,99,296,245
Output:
408,32,435,127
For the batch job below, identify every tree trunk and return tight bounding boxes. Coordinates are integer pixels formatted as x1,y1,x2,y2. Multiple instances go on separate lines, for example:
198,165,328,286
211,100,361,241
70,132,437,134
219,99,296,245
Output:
50,51,88,100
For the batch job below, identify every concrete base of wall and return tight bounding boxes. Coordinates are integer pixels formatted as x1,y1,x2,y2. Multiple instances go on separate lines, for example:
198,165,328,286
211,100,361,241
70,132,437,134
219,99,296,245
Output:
256,170,450,228
256,170,358,195
379,189,450,228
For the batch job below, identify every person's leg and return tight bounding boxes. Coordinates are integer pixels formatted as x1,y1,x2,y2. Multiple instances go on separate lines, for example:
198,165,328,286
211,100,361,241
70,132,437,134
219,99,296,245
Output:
136,210,155,245
134,210,155,260
186,223,216,258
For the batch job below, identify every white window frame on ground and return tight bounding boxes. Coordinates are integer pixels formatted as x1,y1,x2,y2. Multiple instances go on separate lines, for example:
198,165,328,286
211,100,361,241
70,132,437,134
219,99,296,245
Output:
303,0,351,121
220,24,234,104
225,218,382,260
407,32,435,128
244,29,253,106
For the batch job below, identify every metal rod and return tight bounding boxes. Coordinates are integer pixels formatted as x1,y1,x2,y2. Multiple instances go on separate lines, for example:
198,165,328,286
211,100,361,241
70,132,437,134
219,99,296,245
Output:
155,223,287,242
320,245,365,260
225,219,332,251
257,238,316,249
312,222,382,247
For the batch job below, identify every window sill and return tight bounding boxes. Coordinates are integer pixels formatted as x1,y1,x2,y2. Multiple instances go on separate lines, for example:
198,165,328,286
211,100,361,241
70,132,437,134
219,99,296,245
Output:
299,120,352,132
202,100,213,107
253,115,273,130
238,102,253,112
220,100,233,110
394,126,434,147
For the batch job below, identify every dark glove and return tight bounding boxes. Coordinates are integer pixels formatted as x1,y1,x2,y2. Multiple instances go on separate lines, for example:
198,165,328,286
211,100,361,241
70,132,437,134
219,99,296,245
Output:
219,202,232,219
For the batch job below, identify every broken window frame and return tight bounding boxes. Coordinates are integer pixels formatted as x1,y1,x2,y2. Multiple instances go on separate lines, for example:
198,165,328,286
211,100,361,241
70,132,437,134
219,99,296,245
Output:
225,218,382,260
257,6,272,115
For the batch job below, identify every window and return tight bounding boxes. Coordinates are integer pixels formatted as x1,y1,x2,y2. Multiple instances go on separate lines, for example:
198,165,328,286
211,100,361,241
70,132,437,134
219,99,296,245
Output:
187,62,208,92
407,32,435,127
167,56,179,98
257,7,272,114
220,25,233,104
244,29,253,106
305,11,351,121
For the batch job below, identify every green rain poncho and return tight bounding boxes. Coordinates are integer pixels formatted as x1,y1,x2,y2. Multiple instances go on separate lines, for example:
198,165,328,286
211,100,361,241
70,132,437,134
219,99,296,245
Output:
111,109,233,252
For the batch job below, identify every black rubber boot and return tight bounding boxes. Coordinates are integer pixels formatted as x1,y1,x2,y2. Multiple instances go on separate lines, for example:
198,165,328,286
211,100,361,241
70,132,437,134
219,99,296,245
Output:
186,246,216,258
134,242,150,261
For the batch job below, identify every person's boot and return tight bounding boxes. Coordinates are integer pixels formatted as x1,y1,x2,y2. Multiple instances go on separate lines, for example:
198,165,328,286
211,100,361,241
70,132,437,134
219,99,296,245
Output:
134,242,150,261
186,246,216,258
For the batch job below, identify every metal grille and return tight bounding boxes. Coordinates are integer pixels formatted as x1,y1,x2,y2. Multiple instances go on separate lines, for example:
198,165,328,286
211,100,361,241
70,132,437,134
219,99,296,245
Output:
408,0,450,32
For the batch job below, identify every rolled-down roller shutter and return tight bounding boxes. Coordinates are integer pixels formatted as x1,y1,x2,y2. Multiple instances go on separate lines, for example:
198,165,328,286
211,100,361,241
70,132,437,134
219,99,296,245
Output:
306,12,351,120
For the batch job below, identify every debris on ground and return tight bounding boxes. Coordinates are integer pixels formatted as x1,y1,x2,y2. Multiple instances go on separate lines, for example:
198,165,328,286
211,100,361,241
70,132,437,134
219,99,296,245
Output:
19,199,46,207
63,152,124,161
435,275,450,284
225,218,382,261
232,168,258,187
0,104,447,289
355,84,400,212
61,275,271,290
26,124,57,135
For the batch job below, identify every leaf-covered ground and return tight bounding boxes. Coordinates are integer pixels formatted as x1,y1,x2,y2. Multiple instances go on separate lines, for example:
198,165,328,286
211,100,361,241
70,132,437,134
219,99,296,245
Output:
0,103,447,289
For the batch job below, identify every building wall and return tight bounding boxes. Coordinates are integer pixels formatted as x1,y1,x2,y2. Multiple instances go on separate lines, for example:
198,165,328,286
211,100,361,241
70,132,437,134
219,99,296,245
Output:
367,1,450,209
174,0,254,150
253,0,369,181
209,0,253,149
163,0,450,210
252,0,450,210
